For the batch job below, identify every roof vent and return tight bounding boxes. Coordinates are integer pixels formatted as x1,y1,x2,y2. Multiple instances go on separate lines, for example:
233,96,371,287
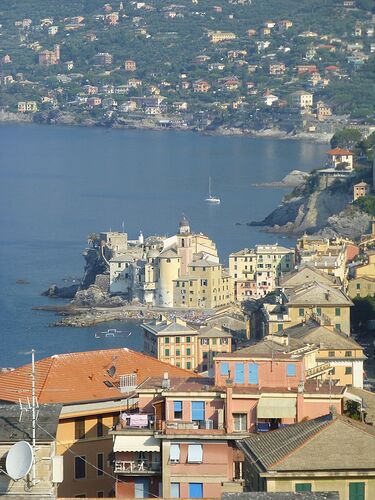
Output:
162,371,170,389
107,365,116,377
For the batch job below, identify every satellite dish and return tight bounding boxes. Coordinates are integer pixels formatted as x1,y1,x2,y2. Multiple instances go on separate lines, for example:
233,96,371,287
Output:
6,441,33,480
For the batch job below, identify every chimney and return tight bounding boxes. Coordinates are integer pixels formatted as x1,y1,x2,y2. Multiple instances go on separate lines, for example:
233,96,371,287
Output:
161,371,170,389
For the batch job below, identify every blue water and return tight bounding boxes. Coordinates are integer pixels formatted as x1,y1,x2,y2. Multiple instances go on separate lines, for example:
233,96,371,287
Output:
0,124,327,367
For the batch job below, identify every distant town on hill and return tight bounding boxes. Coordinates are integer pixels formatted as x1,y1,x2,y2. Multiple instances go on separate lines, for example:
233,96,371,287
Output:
0,0,374,135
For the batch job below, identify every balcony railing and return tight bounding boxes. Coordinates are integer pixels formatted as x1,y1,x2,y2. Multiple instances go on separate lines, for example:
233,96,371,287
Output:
114,460,161,474
305,362,332,379
166,419,216,430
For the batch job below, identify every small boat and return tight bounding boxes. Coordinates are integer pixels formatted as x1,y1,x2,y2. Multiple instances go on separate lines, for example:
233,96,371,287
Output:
205,176,220,204
95,328,128,339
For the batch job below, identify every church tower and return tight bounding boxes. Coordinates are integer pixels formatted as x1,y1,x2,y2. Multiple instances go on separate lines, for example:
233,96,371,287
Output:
177,215,193,277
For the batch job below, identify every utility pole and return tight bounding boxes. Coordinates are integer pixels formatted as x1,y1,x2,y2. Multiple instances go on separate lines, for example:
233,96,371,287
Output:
31,349,37,487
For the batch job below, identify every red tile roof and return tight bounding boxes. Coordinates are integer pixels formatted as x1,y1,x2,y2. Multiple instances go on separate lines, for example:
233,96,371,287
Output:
0,348,194,404
327,148,353,155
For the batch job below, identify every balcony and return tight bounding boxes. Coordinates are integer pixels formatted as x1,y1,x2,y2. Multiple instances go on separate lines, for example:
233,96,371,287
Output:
114,460,161,475
305,362,332,379
164,420,225,435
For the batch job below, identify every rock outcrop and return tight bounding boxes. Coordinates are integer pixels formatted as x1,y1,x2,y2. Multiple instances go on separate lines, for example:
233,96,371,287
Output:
42,283,79,299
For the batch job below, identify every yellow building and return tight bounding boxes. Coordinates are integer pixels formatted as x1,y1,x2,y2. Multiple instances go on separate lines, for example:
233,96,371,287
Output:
208,31,237,43
354,251,375,279
0,349,193,499
348,276,375,298
239,413,375,499
354,181,370,201
173,259,233,309
142,316,232,374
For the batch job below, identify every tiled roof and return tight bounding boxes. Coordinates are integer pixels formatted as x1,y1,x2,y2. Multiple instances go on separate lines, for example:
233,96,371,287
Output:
0,403,62,442
197,325,232,338
327,148,353,155
238,414,375,472
285,281,353,307
143,319,197,335
0,348,195,405
280,265,341,288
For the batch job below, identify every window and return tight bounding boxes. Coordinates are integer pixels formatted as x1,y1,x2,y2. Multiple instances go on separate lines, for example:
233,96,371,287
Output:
176,349,180,357
248,363,259,384
287,363,296,377
345,367,352,375
187,444,203,463
356,283,361,290
75,456,86,479
165,337,170,344
187,362,191,369
235,363,245,384
330,368,336,375
97,417,103,437
176,337,180,344
173,401,183,419
328,351,335,357
170,483,180,499
299,308,305,317
97,493,104,498
97,453,104,476
186,348,191,355
212,338,217,345
316,307,321,316
165,349,170,356
186,337,191,343
203,352,208,359
220,338,229,345
349,482,365,500
295,483,312,492
233,413,247,431
191,401,205,421
277,323,283,332
200,338,209,345
170,444,180,463
335,307,341,316
75,418,85,440
345,351,352,357
335,324,341,331
189,483,203,499
220,362,229,376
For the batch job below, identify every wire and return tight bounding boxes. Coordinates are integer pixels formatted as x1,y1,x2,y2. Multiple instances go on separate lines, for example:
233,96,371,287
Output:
35,421,161,498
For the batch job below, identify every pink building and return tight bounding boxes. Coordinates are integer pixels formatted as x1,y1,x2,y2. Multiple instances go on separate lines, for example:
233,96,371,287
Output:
111,350,344,498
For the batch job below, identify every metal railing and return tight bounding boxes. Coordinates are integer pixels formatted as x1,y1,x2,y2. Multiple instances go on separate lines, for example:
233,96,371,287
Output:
114,460,161,473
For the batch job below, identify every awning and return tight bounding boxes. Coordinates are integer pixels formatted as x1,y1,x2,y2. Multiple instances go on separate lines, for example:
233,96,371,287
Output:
114,435,160,452
257,397,296,419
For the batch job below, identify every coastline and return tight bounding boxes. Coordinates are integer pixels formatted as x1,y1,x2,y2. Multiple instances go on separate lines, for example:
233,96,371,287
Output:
0,111,332,144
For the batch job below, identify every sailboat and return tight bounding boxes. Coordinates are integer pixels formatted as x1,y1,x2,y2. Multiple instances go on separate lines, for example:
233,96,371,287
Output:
205,176,221,204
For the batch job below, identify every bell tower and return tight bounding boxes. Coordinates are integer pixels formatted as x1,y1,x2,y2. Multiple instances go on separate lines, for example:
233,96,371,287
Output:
177,215,193,277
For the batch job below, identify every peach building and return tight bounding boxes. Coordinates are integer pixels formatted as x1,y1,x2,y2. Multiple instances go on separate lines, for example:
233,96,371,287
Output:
354,181,370,201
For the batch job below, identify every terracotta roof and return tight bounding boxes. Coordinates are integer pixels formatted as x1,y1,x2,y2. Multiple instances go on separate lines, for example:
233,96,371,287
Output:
0,348,195,405
327,148,353,155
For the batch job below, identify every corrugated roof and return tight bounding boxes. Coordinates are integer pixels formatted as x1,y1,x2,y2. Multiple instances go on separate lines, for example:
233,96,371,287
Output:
0,348,195,405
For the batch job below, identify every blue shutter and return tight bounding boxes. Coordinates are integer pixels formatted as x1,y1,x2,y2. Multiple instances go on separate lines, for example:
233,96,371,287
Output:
191,401,205,421
287,363,296,377
135,478,149,498
235,363,245,383
174,401,182,412
220,362,229,376
189,483,203,499
248,363,259,384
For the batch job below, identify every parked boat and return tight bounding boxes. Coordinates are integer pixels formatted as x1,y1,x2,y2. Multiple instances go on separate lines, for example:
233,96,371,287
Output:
94,328,130,339
205,176,220,204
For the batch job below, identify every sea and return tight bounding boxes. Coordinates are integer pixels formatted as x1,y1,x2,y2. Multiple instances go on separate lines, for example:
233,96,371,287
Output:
0,123,328,367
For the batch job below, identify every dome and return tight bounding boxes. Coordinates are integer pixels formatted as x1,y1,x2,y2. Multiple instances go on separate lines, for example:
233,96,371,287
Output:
179,215,190,227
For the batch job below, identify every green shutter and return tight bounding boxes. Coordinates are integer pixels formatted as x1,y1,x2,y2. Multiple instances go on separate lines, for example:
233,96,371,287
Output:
295,483,312,492
349,482,365,500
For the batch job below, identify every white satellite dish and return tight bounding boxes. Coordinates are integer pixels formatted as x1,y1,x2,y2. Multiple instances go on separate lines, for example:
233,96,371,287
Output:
5,441,33,480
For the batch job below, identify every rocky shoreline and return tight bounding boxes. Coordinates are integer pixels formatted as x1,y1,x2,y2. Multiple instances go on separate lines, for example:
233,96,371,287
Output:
0,111,331,144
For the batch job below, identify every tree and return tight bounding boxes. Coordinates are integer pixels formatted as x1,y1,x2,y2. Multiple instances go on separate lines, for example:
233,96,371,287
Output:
330,128,362,150
344,400,364,421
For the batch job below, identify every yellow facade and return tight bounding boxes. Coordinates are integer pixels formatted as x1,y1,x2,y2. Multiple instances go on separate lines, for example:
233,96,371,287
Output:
266,476,375,500
355,253,375,278
157,332,197,370
173,262,233,309
56,410,119,498
348,276,375,298
287,304,351,336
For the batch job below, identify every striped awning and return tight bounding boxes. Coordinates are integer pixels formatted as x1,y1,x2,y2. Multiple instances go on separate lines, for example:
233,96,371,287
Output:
114,435,160,452
257,397,296,419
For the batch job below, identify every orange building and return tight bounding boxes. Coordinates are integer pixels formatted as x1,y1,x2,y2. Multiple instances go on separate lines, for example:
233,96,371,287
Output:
0,348,193,499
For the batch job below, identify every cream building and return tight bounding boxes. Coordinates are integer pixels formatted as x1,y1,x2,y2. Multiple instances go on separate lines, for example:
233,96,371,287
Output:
142,316,232,374
290,90,313,109
208,31,237,43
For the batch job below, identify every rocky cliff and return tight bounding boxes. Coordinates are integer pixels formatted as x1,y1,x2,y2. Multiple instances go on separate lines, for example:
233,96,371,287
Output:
250,173,371,240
